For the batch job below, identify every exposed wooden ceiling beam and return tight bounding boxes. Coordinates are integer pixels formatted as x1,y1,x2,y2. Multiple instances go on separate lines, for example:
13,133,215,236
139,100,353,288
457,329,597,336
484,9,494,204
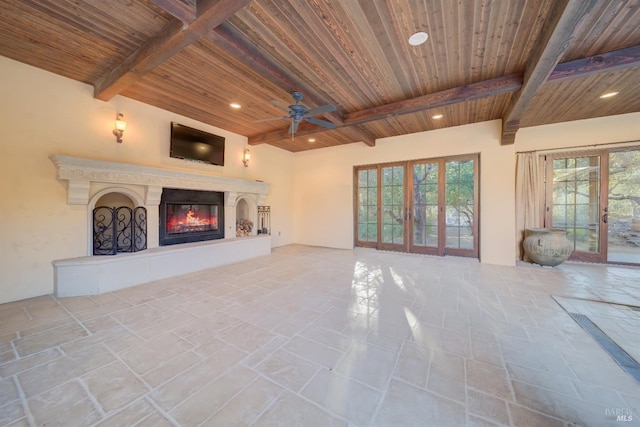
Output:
248,122,376,147
500,0,598,145
208,23,378,146
342,127,376,147
345,75,523,127
249,74,523,146
249,42,638,147
151,0,196,24
252,122,376,148
548,44,640,82
250,123,343,146
207,23,343,126
93,0,250,101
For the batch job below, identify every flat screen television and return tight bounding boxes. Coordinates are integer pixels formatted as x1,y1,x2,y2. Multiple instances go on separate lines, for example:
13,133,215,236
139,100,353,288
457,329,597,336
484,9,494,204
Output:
170,122,225,166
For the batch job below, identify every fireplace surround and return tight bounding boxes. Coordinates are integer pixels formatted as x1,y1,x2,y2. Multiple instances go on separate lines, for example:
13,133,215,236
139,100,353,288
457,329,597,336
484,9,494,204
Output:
50,155,270,296
159,188,225,246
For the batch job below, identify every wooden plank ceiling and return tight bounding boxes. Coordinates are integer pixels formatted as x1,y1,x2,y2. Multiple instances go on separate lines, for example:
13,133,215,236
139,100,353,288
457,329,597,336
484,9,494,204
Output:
0,0,639,152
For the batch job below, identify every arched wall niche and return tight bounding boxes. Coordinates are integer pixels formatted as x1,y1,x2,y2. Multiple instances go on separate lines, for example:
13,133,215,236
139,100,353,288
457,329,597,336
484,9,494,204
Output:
86,187,146,255
235,194,257,237
50,156,273,297
89,187,144,210
95,192,135,209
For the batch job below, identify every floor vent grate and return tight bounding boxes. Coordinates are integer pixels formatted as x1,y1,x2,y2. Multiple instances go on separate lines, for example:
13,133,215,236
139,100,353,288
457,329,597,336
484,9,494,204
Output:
568,312,640,384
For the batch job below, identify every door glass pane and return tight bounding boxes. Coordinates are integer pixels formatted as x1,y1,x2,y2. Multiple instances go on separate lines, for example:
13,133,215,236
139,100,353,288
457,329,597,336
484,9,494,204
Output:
382,166,404,244
355,156,478,258
445,160,474,249
412,162,438,247
552,156,600,253
356,168,377,242
607,149,640,264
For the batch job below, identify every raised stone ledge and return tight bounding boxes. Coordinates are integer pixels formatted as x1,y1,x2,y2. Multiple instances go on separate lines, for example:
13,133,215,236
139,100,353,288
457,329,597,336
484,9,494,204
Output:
53,235,272,297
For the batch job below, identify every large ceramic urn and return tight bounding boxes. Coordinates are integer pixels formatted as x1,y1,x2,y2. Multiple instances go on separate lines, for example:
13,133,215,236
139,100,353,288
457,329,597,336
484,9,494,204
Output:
523,228,573,267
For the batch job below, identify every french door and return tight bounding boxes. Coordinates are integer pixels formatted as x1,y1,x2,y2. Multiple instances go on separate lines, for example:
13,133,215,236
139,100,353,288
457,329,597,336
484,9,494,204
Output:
355,154,479,258
544,147,640,265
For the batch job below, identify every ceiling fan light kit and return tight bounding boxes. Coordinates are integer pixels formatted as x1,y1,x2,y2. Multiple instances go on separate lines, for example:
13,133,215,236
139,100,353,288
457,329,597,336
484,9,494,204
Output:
8,2,636,152
256,91,336,140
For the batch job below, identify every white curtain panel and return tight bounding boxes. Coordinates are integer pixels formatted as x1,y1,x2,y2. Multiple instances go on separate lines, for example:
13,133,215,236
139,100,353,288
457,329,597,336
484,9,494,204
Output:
515,152,543,260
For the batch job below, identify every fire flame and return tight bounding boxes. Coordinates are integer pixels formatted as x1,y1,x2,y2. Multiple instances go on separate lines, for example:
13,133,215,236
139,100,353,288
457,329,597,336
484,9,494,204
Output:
185,209,207,226
167,207,217,233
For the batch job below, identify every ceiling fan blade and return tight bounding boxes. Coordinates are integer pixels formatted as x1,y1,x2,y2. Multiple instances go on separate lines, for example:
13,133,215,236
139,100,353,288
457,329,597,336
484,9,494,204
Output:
306,104,336,116
289,120,299,135
254,116,288,123
270,100,291,111
304,117,336,129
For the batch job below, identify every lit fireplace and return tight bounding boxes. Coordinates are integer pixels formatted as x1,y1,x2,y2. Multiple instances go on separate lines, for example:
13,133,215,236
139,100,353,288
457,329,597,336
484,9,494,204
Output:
166,204,218,234
159,189,224,246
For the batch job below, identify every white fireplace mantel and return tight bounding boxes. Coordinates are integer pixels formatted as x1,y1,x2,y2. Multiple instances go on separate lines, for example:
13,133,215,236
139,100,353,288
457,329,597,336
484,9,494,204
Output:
50,155,272,297
49,155,270,206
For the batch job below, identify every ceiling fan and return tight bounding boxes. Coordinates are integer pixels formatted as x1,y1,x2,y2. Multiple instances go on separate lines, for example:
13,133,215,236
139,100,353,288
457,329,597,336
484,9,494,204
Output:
256,91,336,138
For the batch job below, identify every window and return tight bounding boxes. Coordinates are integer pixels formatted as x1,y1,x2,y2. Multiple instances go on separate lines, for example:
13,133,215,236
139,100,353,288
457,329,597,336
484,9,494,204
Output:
355,154,479,258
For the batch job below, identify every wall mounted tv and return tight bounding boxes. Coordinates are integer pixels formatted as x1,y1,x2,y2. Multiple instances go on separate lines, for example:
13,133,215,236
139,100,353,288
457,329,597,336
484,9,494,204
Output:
170,122,225,166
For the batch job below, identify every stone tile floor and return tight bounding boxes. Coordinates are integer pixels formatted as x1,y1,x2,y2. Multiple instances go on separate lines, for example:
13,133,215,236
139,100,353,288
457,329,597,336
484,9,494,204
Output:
554,296,640,366
1,245,639,426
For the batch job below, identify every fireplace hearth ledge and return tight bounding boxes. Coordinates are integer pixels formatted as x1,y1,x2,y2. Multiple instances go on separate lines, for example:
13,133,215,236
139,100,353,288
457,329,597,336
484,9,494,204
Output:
53,235,271,297
50,155,272,296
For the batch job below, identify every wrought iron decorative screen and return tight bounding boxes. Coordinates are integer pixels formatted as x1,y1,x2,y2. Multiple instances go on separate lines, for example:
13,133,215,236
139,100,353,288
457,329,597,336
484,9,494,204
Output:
257,206,271,235
93,206,147,255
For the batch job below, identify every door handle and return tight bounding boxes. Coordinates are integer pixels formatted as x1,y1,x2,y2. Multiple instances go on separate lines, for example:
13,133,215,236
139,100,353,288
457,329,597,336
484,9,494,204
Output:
602,213,608,223
404,208,412,221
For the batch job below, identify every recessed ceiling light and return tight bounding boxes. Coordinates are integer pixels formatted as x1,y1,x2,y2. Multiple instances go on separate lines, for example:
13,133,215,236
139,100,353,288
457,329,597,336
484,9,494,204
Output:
599,92,619,99
229,103,242,109
432,114,443,119
408,32,428,46
308,138,316,143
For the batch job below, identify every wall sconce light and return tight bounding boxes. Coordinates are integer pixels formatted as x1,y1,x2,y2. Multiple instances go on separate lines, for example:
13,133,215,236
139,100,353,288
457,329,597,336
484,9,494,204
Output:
113,113,127,143
242,148,251,167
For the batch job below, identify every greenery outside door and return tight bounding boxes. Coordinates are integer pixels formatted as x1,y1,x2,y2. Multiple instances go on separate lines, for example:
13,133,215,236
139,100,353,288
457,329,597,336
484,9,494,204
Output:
607,149,640,264
355,154,479,258
544,147,640,265
379,163,406,251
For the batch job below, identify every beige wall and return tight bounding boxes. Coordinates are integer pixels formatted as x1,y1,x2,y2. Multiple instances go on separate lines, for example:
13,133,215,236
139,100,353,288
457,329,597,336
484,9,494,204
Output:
292,121,517,266
2,54,640,304
290,114,640,267
516,113,640,152
0,56,294,303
